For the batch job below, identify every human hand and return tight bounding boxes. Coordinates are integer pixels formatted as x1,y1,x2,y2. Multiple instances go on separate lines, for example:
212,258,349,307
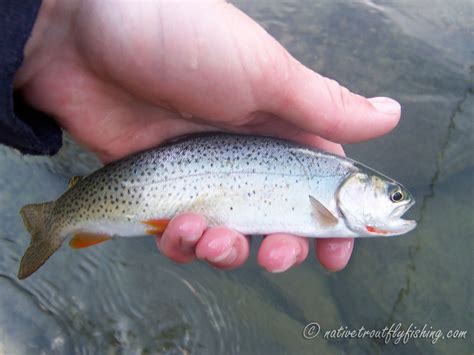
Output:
15,0,401,272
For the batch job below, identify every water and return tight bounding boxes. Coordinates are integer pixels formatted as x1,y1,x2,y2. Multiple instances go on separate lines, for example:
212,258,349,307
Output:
0,1,472,353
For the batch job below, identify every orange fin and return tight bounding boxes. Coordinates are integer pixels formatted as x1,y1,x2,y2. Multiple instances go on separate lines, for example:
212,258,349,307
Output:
366,226,390,235
69,232,113,249
142,218,171,235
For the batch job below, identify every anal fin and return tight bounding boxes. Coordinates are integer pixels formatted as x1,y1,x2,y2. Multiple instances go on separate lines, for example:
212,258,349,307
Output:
69,232,112,249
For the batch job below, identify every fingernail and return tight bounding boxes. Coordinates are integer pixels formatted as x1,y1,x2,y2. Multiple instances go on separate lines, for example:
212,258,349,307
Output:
178,218,205,237
208,246,236,263
368,97,401,114
325,240,353,259
268,243,299,273
180,233,201,252
202,236,234,263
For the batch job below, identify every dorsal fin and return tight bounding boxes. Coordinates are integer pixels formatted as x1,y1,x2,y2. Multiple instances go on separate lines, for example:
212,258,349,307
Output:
68,176,83,188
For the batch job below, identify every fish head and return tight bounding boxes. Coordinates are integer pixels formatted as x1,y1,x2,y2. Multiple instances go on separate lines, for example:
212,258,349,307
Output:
336,172,416,237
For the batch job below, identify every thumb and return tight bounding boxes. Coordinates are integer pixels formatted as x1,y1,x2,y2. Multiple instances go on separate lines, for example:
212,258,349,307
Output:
265,61,401,143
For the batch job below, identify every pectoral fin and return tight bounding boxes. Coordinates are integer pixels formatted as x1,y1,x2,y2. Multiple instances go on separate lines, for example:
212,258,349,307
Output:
309,195,338,226
142,218,171,236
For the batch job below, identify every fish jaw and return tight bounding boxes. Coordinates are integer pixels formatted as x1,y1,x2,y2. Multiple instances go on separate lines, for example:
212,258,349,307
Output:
365,219,417,237
365,200,417,237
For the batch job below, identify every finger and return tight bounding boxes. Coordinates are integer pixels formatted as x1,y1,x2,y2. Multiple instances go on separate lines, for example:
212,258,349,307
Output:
264,60,401,144
285,131,345,156
218,4,399,142
195,227,250,270
257,234,309,273
157,213,207,263
315,238,354,271
236,113,346,156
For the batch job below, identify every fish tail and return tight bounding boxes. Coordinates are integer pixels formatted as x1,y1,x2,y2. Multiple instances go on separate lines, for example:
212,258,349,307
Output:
18,202,64,279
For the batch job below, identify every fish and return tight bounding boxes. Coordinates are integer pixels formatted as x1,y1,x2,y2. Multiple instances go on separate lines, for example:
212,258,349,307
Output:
18,133,416,279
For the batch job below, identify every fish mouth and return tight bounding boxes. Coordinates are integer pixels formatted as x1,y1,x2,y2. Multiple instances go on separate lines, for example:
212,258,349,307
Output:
390,199,415,218
385,199,417,236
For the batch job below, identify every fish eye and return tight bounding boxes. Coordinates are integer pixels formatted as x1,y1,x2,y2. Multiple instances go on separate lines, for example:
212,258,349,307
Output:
390,190,404,202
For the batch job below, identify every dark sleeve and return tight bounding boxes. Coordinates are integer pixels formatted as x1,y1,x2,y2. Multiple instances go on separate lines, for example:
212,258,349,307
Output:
0,0,62,155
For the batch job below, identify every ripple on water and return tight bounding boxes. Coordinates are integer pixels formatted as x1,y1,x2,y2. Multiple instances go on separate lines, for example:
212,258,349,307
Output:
2,238,252,354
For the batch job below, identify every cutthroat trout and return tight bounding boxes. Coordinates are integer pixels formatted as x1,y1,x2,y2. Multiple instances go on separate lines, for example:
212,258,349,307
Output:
18,134,416,279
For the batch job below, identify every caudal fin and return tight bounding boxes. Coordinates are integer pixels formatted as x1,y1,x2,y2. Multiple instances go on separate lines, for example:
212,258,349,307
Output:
18,202,64,279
